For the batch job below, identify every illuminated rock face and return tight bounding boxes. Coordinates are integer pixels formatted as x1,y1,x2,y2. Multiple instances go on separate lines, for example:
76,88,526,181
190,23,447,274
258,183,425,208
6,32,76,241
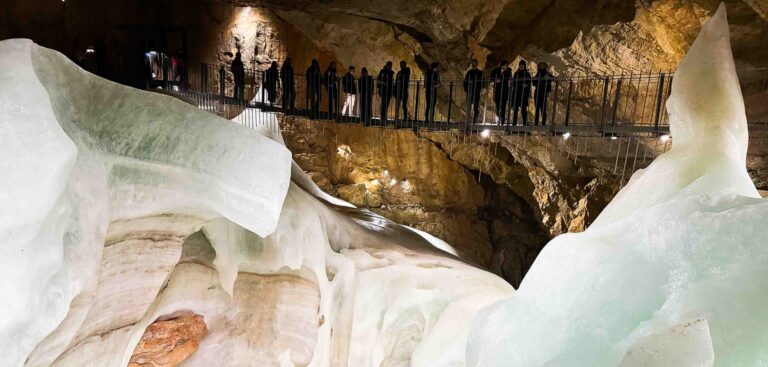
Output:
468,5,768,366
0,38,511,367
128,314,207,367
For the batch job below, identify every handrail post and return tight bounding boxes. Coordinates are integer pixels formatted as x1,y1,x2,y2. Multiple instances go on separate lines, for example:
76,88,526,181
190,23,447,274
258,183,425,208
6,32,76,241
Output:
611,77,623,127
336,76,341,123
447,82,453,124
662,74,673,129
415,81,421,129
261,70,266,105
653,73,666,134
564,80,573,126
551,79,559,134
200,63,206,93
599,76,610,131
219,65,225,98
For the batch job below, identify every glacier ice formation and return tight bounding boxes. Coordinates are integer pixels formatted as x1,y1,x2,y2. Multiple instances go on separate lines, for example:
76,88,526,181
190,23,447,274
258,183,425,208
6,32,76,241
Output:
467,4,768,367
0,38,512,366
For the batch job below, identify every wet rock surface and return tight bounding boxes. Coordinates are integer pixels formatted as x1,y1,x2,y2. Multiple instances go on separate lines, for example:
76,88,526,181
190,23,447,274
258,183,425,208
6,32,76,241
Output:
128,314,207,367
280,117,630,285
282,116,768,286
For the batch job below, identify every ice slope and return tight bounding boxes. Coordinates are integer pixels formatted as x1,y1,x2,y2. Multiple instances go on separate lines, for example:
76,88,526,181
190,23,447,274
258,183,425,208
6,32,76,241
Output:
1,38,512,366
467,4,768,367
0,38,292,366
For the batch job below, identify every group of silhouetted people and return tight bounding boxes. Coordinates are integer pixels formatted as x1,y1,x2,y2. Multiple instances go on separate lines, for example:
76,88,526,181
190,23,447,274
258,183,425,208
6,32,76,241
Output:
232,54,553,126
273,58,419,123
466,59,553,126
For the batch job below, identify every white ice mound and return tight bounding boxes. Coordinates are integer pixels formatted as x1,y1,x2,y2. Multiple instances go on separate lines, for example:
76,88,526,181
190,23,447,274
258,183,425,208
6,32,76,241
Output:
0,38,291,365
1,39,511,367
467,4,768,367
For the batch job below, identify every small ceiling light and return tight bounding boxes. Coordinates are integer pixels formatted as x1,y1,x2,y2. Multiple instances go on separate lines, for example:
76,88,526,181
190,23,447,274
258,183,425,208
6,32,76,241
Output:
85,47,95,54
480,129,490,139
660,134,670,142
562,132,571,140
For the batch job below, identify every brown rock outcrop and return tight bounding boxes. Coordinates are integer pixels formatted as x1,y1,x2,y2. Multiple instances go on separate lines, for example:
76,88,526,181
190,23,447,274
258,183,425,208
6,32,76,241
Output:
129,314,207,367
280,117,633,285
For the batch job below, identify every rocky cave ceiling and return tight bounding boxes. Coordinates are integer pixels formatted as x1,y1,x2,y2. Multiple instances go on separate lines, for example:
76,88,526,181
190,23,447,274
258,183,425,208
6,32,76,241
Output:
204,0,768,78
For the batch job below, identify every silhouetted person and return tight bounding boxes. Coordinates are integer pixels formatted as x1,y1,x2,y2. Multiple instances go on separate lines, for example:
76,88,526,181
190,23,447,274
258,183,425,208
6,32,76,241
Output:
377,61,395,124
424,62,440,123
231,51,245,100
490,60,512,125
533,62,553,126
463,59,484,123
325,61,339,118
306,59,322,119
511,60,532,126
265,61,280,106
395,60,411,122
280,57,295,112
342,65,357,117
359,67,374,124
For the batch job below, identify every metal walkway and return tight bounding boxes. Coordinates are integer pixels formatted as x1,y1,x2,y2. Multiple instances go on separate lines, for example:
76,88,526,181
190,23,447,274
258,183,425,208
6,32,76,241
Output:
158,62,768,140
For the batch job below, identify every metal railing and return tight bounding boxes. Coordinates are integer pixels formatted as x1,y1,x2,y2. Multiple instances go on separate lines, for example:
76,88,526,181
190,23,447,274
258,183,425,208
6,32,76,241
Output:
166,62,768,139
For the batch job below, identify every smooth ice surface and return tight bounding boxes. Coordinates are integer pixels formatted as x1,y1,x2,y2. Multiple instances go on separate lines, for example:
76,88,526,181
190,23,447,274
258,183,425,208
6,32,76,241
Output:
0,39,292,366
467,4,768,367
2,38,511,367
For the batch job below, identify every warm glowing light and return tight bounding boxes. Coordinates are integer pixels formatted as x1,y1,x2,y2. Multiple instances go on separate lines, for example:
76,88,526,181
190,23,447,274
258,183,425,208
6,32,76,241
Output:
480,129,490,139
562,132,571,140
610,136,618,140
401,179,412,193
85,47,95,54
660,134,670,142
336,145,353,158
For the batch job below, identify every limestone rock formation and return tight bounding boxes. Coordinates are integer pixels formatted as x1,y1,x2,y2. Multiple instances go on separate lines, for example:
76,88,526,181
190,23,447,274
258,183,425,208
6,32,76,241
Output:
279,117,649,285
128,314,207,367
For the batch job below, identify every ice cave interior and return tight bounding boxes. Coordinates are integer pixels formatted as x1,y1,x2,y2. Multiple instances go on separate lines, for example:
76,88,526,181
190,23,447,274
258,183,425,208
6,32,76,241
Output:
1,1,768,366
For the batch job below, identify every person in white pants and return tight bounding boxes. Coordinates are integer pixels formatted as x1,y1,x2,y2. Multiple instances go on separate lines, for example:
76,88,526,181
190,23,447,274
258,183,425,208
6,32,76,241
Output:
341,65,358,116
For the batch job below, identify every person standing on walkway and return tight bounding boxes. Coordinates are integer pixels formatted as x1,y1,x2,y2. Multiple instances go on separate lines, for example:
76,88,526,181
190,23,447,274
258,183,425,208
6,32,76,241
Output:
395,60,411,122
325,61,339,118
377,61,395,124
306,59,322,119
424,62,440,123
490,60,512,125
231,51,245,100
511,60,532,126
533,62,553,126
463,59,484,124
342,65,358,117
359,67,374,124
264,61,280,106
280,57,295,113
